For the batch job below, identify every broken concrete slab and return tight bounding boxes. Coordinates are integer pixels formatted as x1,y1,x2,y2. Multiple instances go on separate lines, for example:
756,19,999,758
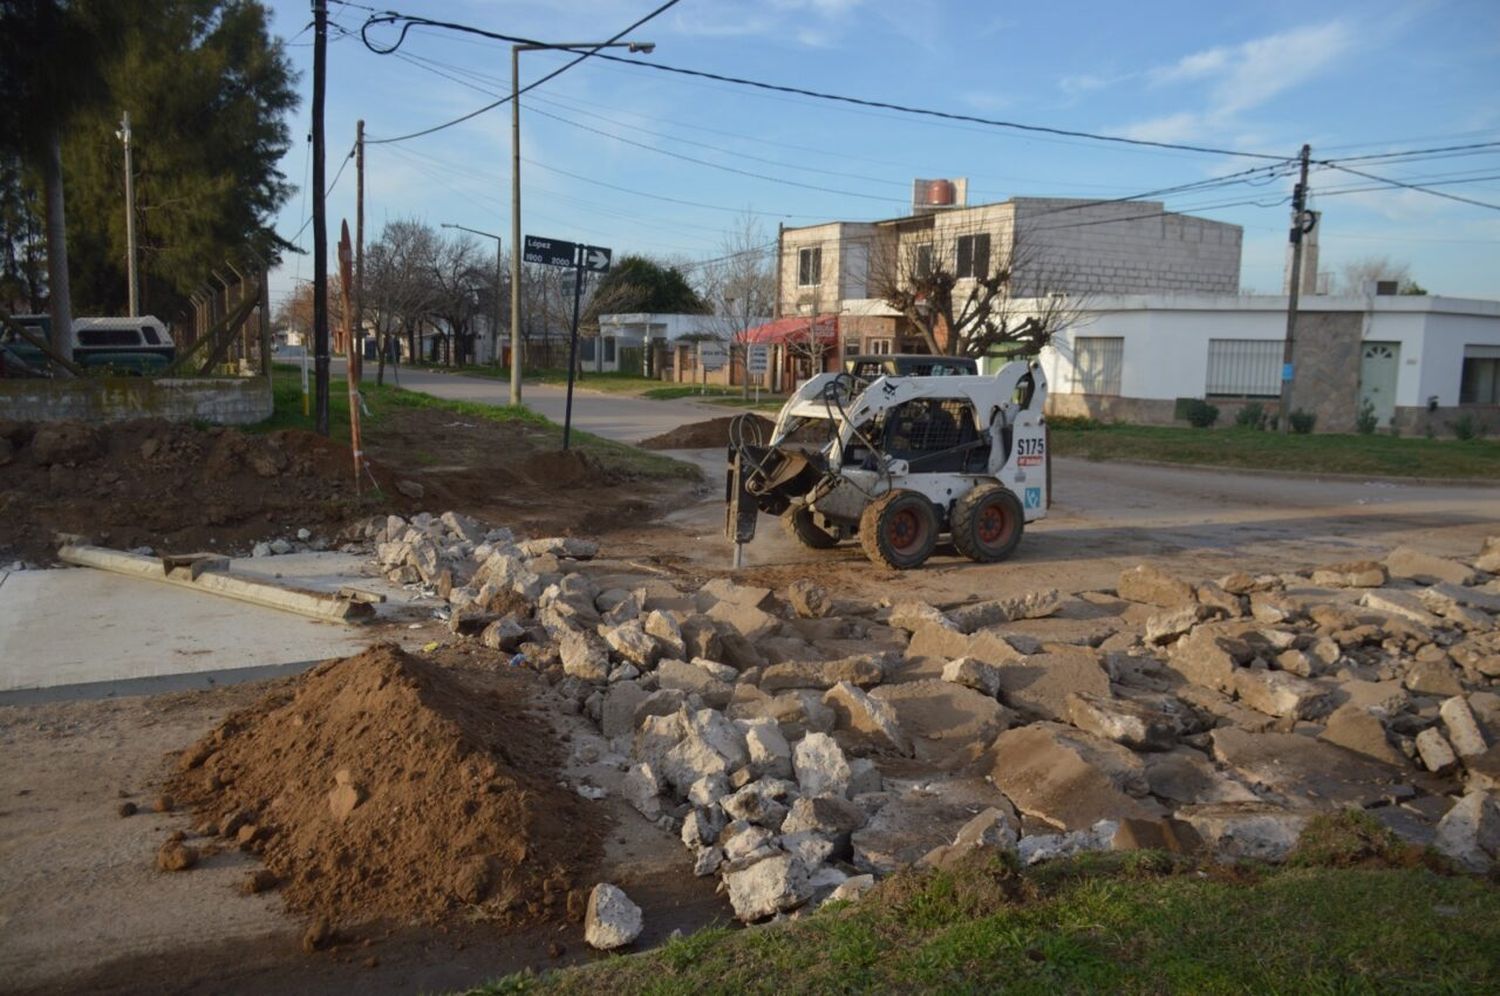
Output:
1385,545,1480,587
1145,604,1207,645
823,681,913,756
886,601,959,634
1360,590,1444,629
656,659,734,709
559,629,611,683
1117,564,1195,608
851,779,1015,874
1403,659,1465,698
1065,691,1179,751
722,853,811,922
1176,801,1311,862
1474,536,1500,574
869,679,1012,766
760,654,890,692
1166,624,1246,694
941,656,1001,697
786,579,831,619
1415,728,1459,774
1231,668,1333,721
705,600,780,643
603,620,661,669
793,732,852,799
946,589,1063,632
600,681,650,740
584,883,643,950
1318,704,1408,768
991,646,1111,723
1441,696,1489,757
1209,727,1409,811
906,624,1024,665
1421,582,1500,615
985,722,1156,832
739,717,794,780
1310,561,1388,589
1144,748,1258,805
1432,791,1500,872
621,762,663,820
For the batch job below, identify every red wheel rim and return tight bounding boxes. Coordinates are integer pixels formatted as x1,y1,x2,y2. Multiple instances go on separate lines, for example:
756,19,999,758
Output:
886,508,923,552
977,503,1010,545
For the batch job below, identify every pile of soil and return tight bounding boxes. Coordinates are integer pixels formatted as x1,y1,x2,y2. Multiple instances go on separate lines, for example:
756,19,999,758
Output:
0,418,373,563
640,414,776,450
168,644,602,926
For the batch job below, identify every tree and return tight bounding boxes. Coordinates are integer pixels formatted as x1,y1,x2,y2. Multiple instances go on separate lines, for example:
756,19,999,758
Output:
0,0,115,358
583,254,709,325
365,218,440,383
871,222,1081,358
427,234,487,366
1338,255,1426,295
0,154,45,313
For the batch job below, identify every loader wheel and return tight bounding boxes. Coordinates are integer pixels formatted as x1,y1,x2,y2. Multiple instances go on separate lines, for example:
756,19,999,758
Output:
782,507,840,549
951,484,1024,563
859,491,938,570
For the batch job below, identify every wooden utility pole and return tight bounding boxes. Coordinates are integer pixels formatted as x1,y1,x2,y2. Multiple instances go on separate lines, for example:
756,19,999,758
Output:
1278,144,1313,435
355,119,366,377
311,0,330,435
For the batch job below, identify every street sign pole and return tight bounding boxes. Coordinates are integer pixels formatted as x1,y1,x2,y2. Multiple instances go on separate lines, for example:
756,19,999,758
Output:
562,245,586,451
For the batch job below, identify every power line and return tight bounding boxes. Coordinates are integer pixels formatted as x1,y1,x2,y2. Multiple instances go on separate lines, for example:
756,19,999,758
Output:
1321,162,1500,212
1327,141,1500,164
362,0,683,145
285,141,357,244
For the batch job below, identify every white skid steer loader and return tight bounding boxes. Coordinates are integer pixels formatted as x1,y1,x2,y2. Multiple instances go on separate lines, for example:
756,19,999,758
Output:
726,360,1049,570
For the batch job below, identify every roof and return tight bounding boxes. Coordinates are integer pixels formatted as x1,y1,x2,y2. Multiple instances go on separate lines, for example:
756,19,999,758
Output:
742,315,839,345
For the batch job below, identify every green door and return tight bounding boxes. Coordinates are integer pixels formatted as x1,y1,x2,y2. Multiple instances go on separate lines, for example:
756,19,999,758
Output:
1359,341,1400,427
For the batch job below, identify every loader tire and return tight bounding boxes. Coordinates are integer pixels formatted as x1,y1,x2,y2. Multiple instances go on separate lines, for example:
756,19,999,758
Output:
859,490,938,570
782,507,840,549
951,484,1024,563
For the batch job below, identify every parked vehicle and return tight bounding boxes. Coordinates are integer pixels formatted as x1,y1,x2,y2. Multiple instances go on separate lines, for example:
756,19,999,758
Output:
0,315,175,377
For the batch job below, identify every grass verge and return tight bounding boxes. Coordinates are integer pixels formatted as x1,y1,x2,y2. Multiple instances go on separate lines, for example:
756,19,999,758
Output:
257,364,698,482
466,841,1499,995
1050,421,1500,480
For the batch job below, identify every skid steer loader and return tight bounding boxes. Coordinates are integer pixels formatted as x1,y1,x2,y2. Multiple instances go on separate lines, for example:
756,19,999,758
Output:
725,360,1049,570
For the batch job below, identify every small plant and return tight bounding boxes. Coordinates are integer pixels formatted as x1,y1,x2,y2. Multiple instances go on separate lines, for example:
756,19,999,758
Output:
1289,409,1317,434
1355,400,1378,435
1234,402,1267,430
1448,413,1486,441
1046,415,1106,431
1182,399,1219,428
1388,424,1401,438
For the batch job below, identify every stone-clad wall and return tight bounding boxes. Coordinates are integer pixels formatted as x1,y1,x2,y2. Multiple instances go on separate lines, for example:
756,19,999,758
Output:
0,377,272,425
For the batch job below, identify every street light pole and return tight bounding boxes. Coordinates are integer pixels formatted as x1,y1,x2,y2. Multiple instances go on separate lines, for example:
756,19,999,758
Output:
118,111,138,316
440,222,502,367
510,39,654,406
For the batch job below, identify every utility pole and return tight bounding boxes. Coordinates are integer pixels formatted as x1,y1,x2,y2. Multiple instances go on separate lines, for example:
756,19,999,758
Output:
311,0,330,435
1278,143,1314,435
355,119,365,376
509,45,523,406
118,111,139,316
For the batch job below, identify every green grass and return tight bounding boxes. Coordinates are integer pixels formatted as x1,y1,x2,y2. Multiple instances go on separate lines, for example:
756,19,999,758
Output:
1051,422,1500,479
465,849,1500,995
258,364,698,481
405,362,773,403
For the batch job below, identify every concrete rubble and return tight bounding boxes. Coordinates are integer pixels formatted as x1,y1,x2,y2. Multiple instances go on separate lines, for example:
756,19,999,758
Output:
584,883,643,950
351,519,1500,917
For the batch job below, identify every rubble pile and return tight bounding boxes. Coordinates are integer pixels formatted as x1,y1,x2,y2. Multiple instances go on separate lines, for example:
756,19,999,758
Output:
357,514,1500,922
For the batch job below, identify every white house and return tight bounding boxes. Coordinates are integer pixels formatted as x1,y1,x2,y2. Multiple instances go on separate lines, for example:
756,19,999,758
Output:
593,312,769,376
1033,292,1500,433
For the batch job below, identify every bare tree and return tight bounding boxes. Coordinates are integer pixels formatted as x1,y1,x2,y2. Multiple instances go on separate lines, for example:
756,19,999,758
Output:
1338,255,1425,295
871,220,1083,358
428,233,486,366
697,213,775,392
365,218,440,383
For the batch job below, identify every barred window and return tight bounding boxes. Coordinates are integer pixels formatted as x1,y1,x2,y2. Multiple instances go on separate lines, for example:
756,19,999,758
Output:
1074,336,1123,395
1206,339,1281,397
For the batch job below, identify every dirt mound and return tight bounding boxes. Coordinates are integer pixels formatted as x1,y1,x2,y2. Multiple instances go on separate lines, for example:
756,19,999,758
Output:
641,414,776,450
0,418,373,563
167,643,603,926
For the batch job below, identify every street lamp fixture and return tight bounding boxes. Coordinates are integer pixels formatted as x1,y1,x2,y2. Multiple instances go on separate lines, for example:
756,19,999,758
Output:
510,38,655,406
440,222,502,367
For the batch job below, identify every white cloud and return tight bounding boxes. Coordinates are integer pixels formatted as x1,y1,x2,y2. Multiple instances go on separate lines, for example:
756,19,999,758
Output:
1118,112,1206,144
670,0,869,44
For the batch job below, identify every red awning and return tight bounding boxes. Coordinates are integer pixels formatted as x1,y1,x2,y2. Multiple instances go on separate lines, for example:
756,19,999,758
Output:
742,314,838,345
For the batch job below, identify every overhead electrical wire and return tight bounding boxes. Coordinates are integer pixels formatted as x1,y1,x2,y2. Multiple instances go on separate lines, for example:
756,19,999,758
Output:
1320,162,1500,212
362,0,684,145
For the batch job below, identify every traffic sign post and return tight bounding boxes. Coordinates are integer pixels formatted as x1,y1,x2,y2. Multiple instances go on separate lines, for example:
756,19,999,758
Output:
746,344,769,403
698,340,728,395
525,234,612,450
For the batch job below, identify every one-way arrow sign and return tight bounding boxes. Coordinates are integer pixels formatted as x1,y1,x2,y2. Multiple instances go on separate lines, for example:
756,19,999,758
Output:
581,245,612,273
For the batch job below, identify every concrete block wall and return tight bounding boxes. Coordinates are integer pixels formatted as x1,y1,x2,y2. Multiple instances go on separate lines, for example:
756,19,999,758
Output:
1011,199,1241,296
0,377,273,425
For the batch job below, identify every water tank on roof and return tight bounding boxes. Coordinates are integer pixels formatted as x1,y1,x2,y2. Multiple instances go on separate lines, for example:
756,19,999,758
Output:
926,179,955,206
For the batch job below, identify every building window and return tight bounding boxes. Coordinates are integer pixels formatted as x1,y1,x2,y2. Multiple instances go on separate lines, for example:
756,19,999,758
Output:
867,338,893,355
1206,339,1281,398
579,338,596,361
1073,336,1123,395
913,243,933,279
1461,346,1500,404
798,247,822,286
603,337,616,363
955,234,990,279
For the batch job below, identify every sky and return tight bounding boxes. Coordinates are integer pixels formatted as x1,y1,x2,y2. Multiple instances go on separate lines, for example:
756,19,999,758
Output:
263,0,1500,312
